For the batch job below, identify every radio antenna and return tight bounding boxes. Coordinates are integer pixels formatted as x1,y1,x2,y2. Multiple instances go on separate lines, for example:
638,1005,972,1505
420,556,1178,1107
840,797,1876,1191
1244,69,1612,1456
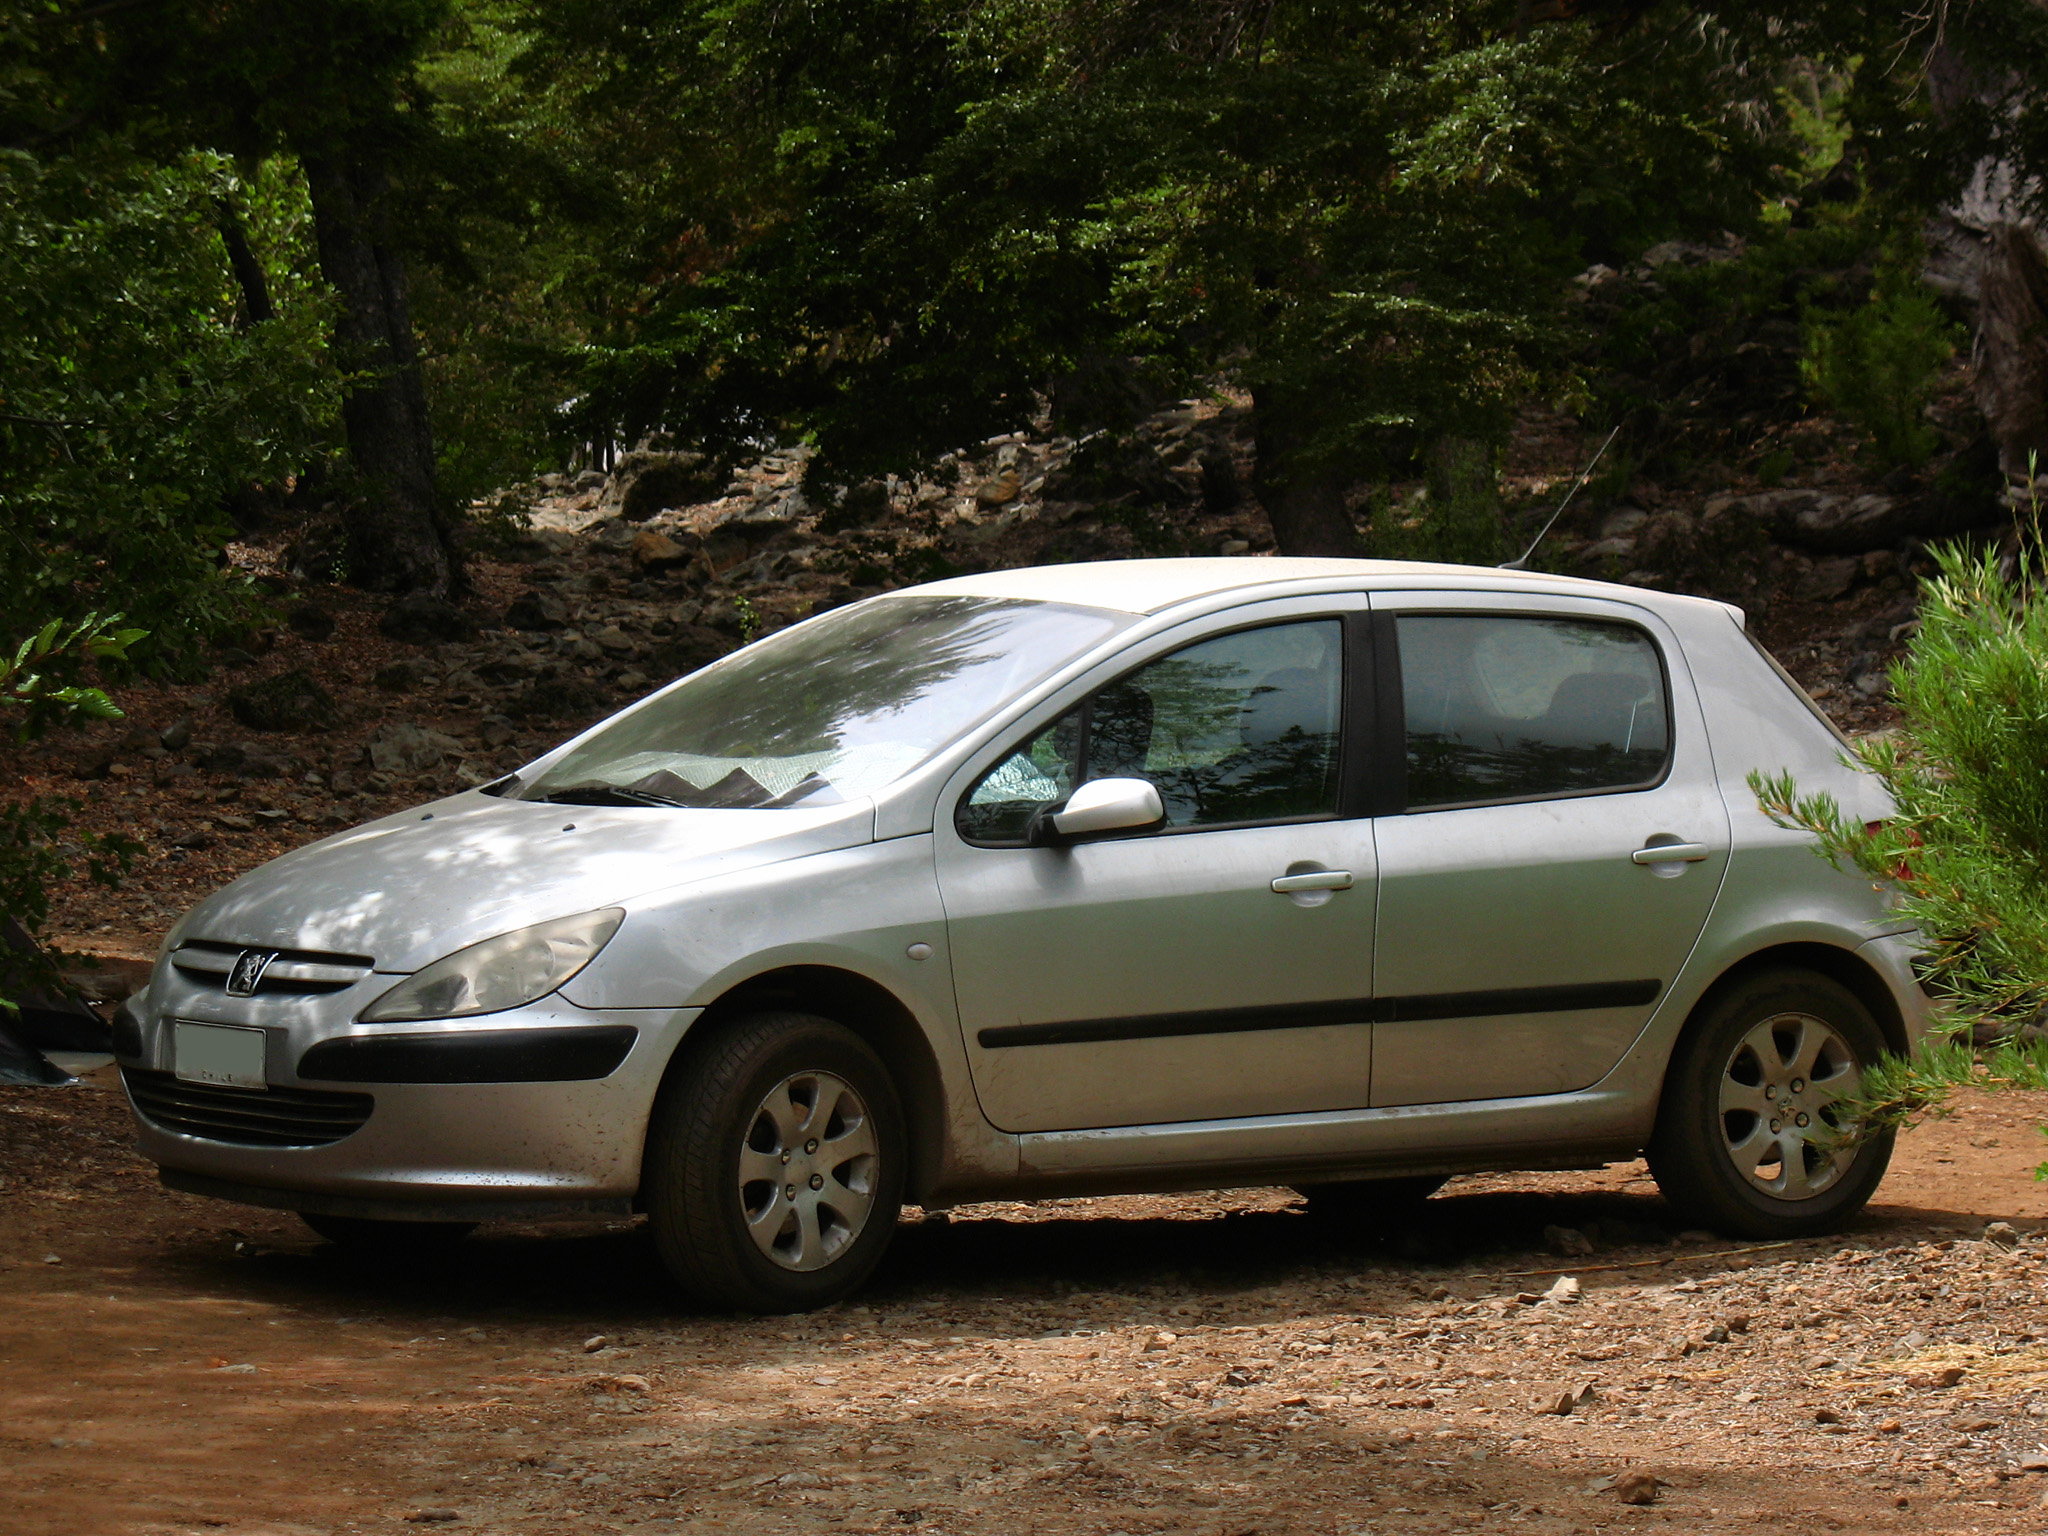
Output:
1500,424,1622,571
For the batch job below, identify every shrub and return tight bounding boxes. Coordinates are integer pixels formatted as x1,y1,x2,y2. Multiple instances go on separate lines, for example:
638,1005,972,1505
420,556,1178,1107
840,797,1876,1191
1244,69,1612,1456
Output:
1799,274,1960,467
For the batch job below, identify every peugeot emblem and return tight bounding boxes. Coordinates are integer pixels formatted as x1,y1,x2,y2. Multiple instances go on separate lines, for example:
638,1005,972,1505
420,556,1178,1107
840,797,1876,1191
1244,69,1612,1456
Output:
225,949,279,997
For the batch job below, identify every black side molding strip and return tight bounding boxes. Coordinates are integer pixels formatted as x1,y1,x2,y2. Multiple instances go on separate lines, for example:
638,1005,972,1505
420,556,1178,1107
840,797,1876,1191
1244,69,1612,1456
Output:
297,1026,638,1084
975,979,1660,1049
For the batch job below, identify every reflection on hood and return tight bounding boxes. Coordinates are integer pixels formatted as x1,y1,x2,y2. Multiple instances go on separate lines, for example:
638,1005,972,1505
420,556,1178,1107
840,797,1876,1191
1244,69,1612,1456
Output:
175,788,874,972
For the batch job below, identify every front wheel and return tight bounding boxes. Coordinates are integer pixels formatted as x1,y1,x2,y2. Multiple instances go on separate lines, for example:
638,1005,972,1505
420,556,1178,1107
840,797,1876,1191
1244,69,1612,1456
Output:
1648,968,1893,1239
643,1011,905,1312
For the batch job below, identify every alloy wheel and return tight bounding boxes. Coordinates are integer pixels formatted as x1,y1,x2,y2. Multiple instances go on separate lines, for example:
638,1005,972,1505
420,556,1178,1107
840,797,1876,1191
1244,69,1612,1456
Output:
738,1070,881,1272
1716,1010,1862,1200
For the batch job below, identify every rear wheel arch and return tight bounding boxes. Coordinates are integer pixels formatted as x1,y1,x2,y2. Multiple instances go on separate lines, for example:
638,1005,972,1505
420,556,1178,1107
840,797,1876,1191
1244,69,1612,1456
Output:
654,965,947,1204
1676,941,1909,1063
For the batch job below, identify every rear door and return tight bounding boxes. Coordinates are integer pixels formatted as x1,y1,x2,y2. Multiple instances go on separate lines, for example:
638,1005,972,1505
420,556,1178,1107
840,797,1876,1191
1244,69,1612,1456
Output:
1366,590,1729,1107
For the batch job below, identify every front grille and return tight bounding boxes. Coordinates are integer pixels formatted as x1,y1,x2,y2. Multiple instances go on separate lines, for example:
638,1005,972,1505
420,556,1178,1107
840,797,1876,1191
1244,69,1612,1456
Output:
123,1067,373,1148
172,941,374,997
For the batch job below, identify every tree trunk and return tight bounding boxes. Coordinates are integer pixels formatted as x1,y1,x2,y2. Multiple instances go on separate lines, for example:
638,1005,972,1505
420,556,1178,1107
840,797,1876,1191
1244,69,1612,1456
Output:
1926,43,2048,483
301,152,457,595
215,197,274,327
1251,384,1363,556
1423,435,1506,565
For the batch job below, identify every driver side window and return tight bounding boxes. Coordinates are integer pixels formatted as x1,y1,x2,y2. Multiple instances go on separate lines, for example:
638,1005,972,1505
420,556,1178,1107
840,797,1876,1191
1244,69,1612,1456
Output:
956,619,1344,845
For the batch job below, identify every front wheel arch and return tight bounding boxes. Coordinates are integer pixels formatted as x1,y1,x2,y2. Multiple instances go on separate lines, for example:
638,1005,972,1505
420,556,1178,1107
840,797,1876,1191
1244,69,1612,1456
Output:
640,964,948,1210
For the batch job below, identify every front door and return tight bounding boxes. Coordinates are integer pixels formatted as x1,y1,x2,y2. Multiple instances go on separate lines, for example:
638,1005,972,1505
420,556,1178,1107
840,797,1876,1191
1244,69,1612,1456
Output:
1366,593,1729,1107
935,610,1381,1133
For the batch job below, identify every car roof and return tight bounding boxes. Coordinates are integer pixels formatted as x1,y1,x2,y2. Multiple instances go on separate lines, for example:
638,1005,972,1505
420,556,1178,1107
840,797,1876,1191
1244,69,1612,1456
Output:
914,556,1743,623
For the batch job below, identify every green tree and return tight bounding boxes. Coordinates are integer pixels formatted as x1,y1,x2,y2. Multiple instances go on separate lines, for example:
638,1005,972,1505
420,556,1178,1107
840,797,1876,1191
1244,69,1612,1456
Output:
536,1,1790,553
1753,516,2048,1133
13,0,490,594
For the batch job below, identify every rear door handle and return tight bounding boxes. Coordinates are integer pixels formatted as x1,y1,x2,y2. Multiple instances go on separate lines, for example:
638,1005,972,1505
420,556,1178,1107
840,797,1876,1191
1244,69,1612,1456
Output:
1271,869,1354,893
1632,842,1711,864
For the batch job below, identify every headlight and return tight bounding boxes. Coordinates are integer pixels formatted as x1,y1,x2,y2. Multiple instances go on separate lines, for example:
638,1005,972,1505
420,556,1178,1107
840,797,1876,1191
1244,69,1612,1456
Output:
359,909,625,1022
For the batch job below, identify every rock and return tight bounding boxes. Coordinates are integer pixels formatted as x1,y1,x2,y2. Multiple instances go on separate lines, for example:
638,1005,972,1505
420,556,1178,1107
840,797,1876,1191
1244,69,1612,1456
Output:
583,1334,610,1353
1799,555,1862,602
1544,1276,1582,1305
643,626,733,682
226,668,340,732
286,603,336,642
975,474,1021,508
1533,1383,1594,1415
592,625,637,657
1614,1470,1663,1506
1879,1418,1903,1434
378,593,478,645
1985,1221,2023,1249
213,813,255,833
1544,1224,1595,1257
1815,1407,1841,1424
366,723,465,776
1633,509,1697,570
506,676,602,721
402,1511,460,1524
504,591,569,631
608,450,722,522
1600,507,1650,539
2019,1451,2048,1472
374,659,433,693
630,529,698,574
159,717,194,753
1578,536,1636,563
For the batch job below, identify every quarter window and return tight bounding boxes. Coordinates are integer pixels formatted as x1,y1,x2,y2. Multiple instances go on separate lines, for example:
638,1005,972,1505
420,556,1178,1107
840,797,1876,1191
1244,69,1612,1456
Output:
959,619,1343,843
1397,614,1669,809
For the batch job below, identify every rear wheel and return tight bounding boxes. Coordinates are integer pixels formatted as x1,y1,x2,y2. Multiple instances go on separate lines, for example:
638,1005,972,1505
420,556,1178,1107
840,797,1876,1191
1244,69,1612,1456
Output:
643,1011,905,1312
1293,1174,1447,1227
1648,968,1893,1239
299,1212,476,1248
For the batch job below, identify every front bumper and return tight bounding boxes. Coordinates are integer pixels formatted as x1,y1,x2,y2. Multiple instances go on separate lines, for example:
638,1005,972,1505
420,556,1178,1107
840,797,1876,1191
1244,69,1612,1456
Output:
121,966,700,1215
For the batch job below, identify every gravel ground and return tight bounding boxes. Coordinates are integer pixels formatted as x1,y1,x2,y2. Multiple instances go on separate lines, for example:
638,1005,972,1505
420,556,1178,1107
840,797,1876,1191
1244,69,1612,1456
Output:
6,1075,2048,1536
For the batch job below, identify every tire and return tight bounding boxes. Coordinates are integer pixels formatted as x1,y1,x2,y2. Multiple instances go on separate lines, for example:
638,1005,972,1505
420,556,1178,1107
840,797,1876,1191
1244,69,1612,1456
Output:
1648,967,1894,1240
299,1212,477,1248
643,1010,905,1313
1294,1175,1448,1227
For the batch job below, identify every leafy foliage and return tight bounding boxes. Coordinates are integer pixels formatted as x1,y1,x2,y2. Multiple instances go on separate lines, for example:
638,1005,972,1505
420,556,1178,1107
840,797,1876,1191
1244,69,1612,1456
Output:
0,141,342,669
1753,515,2048,1152
1801,266,1961,467
0,616,146,1008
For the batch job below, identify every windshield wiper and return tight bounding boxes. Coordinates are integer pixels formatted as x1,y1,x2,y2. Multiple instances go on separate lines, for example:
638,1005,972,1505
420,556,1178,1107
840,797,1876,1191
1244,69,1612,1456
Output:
534,783,691,808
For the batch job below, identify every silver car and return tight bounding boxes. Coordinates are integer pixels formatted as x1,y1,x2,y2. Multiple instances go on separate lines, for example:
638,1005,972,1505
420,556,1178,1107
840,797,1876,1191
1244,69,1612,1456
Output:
118,558,1930,1310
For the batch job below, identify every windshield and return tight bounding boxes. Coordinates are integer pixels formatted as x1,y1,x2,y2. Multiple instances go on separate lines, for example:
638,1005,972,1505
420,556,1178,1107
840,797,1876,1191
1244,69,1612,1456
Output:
523,594,1132,809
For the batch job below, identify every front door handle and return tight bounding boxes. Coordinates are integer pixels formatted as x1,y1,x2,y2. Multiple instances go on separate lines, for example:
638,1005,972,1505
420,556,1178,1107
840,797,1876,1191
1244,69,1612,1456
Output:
1271,869,1354,893
1632,842,1711,864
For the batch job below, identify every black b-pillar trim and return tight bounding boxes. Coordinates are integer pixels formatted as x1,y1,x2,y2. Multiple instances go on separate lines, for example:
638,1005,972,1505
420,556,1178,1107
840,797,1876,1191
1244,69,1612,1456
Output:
1368,609,1407,816
977,979,1662,1049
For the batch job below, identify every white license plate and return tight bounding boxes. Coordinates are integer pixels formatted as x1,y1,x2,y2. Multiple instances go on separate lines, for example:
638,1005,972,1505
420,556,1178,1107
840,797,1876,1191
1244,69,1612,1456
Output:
173,1021,268,1089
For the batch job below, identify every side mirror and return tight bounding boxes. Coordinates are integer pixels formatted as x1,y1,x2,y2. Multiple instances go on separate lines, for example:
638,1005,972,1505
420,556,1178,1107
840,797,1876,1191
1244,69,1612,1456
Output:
1031,777,1165,845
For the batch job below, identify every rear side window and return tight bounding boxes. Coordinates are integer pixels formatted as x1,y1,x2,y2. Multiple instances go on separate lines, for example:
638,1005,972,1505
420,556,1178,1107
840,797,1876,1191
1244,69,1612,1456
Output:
1397,614,1670,809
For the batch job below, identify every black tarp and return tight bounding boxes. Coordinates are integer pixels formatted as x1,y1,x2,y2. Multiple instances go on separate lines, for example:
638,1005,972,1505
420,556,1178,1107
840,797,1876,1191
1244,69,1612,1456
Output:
0,918,112,1084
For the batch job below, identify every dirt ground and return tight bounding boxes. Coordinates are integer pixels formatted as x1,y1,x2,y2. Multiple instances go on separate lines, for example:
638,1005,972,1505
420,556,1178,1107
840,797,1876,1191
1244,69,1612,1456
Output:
7,1077,2048,1536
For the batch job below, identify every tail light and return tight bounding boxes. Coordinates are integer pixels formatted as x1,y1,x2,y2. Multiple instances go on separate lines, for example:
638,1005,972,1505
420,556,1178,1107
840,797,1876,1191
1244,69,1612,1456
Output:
1865,820,1922,884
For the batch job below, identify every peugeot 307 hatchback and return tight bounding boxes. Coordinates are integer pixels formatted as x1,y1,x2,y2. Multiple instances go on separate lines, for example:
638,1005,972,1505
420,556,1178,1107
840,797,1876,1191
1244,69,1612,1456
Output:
118,558,1931,1311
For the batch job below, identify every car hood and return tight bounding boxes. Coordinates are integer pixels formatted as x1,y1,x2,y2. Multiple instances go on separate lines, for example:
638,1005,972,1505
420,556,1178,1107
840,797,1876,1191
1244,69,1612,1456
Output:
172,789,876,972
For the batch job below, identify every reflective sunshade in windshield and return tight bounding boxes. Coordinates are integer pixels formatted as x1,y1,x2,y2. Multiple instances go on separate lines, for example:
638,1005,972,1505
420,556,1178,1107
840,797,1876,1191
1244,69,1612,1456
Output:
524,595,1132,809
